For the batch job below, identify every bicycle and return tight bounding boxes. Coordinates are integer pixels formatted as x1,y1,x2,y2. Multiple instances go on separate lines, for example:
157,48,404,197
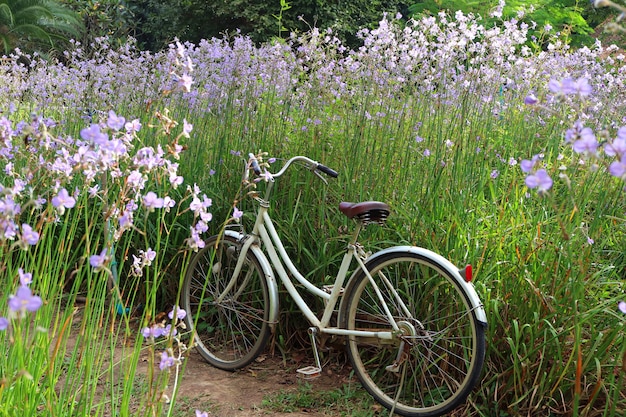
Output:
182,153,487,417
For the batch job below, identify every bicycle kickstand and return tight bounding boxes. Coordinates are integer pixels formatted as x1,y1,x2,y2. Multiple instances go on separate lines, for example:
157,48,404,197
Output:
385,339,409,373
296,327,323,379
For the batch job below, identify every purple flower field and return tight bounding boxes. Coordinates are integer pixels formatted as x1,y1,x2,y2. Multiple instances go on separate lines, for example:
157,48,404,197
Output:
1,9,626,416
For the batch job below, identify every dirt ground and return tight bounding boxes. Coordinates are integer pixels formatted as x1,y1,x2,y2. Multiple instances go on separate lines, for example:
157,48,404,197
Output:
166,347,355,417
64,305,360,417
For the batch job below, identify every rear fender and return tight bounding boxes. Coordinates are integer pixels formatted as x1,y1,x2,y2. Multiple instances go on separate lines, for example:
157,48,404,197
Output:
339,246,487,326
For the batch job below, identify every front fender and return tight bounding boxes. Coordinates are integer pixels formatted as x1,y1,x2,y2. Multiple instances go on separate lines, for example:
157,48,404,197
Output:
223,230,279,332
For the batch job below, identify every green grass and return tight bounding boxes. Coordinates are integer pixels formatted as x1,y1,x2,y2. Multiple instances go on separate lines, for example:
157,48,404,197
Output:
261,381,378,416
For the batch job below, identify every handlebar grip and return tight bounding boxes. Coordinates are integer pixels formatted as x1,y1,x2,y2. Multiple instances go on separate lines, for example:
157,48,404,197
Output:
248,153,262,175
317,164,338,178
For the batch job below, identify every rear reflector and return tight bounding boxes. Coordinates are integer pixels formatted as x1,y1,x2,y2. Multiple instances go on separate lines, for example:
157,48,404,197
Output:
461,264,473,282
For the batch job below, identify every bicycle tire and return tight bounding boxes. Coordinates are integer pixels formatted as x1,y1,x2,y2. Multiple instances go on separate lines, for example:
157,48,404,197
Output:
182,234,271,370
339,251,486,417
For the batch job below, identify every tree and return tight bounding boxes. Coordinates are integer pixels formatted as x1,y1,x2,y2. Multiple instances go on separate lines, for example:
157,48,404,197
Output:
0,0,82,56
61,0,135,50
126,0,411,51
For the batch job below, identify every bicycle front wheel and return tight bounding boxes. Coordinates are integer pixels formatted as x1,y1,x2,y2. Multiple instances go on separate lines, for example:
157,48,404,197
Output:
340,251,485,417
181,234,271,371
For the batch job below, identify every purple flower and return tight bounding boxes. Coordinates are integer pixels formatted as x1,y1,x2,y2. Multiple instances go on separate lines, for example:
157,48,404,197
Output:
159,350,177,370
168,306,187,320
125,119,142,133
52,188,76,211
524,93,538,105
604,129,626,157
142,324,165,339
520,159,535,173
233,207,243,219
145,248,157,263
572,78,592,97
18,268,33,286
520,154,544,173
189,197,204,214
572,129,598,154
143,192,164,210
182,119,193,137
423,149,431,157
188,227,206,251
0,219,18,240
80,124,108,146
21,223,39,246
119,211,133,229
178,74,193,92
89,249,108,269
548,78,572,95
0,317,8,330
609,158,626,179
127,170,146,191
525,169,553,192
490,170,499,179
163,323,177,337
548,77,592,97
196,411,209,417
107,111,126,131
0,195,20,216
565,122,591,143
8,286,43,313
195,220,209,234
619,301,626,314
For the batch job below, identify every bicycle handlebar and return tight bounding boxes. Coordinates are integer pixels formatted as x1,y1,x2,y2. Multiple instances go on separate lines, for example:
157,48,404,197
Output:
247,154,338,180
316,163,339,178
248,153,262,175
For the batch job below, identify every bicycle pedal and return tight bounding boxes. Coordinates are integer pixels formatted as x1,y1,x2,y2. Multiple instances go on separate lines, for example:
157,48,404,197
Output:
296,366,322,379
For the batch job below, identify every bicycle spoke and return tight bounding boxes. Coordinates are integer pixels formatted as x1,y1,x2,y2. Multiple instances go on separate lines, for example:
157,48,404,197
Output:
342,252,485,416
182,235,271,370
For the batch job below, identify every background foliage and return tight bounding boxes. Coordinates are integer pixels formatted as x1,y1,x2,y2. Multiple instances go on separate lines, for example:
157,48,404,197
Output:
0,0,81,56
4,0,619,56
409,0,607,46
122,0,412,51
48,0,618,53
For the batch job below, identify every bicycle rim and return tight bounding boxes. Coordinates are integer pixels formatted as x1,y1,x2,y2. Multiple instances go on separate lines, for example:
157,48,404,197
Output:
182,235,271,370
341,252,485,417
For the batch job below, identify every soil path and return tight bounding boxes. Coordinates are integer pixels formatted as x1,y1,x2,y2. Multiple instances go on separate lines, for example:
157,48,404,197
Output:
65,306,357,417
170,349,353,417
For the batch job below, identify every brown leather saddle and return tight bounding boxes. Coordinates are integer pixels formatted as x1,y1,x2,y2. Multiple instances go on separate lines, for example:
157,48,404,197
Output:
338,201,390,225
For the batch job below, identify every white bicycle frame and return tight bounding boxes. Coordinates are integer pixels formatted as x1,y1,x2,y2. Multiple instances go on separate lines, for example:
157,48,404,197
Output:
219,156,487,341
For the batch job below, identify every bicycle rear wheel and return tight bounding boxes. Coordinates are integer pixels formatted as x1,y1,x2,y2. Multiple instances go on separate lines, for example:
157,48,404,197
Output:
182,234,271,370
340,251,485,417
